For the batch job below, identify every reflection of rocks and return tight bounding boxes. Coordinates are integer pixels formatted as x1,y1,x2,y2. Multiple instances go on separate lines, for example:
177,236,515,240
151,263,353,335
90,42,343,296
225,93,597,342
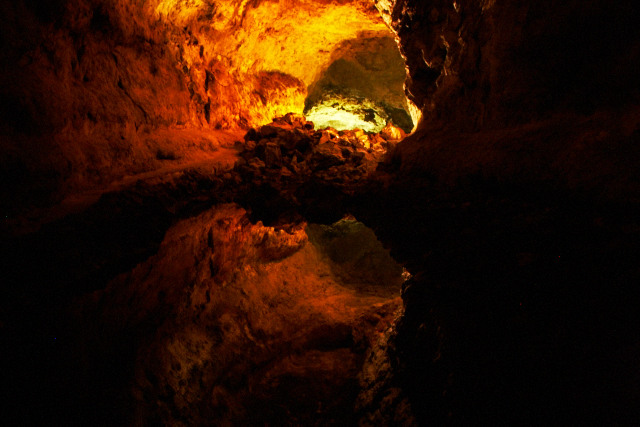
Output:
76,203,401,426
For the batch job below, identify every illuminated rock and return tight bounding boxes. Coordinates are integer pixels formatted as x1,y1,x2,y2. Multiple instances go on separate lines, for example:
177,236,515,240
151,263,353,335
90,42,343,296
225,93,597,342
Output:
2,1,640,426
0,0,402,212
304,36,415,132
380,121,405,141
304,93,389,133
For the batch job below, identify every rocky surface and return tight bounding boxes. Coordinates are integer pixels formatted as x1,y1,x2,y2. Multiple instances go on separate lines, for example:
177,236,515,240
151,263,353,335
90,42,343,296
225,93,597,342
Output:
303,35,415,132
378,0,640,131
0,0,395,214
229,113,401,224
2,0,640,425
3,202,403,425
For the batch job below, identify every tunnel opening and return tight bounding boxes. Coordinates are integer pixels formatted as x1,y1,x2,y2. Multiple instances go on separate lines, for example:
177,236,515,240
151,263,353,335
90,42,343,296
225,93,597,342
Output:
302,35,415,134
306,216,408,298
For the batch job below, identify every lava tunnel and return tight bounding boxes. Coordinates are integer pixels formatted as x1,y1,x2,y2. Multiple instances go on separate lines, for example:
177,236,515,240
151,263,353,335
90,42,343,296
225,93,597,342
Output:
2,0,640,425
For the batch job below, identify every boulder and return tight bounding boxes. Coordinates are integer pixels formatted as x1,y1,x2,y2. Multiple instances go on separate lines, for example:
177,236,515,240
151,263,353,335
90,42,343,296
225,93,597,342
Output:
264,142,283,168
380,121,405,141
312,142,346,169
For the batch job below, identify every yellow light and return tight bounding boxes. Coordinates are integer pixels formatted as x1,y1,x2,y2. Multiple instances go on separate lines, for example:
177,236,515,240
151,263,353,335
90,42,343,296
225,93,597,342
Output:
304,95,387,133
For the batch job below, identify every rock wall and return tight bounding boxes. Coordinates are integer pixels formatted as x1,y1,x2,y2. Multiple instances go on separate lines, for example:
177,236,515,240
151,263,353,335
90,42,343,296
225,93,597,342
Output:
0,0,192,210
356,1,640,423
379,0,640,130
375,0,640,199
0,0,389,213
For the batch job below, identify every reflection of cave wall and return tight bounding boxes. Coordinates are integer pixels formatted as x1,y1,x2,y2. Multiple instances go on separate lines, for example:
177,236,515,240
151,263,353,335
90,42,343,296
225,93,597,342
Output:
305,36,414,132
307,218,404,296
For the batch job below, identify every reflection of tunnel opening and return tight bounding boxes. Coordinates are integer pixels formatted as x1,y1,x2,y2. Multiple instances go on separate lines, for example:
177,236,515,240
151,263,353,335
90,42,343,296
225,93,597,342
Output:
303,35,415,134
306,217,410,298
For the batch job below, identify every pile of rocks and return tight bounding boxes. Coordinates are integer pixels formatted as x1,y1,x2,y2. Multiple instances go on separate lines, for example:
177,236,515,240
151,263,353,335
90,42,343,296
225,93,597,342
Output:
233,113,399,191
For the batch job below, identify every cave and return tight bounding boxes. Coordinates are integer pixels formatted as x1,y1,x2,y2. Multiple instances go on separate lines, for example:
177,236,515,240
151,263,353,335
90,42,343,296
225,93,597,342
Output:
1,0,640,425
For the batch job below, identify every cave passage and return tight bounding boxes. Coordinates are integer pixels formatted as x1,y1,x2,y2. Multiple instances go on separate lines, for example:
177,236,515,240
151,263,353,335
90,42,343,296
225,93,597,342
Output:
303,35,415,133
4,0,639,425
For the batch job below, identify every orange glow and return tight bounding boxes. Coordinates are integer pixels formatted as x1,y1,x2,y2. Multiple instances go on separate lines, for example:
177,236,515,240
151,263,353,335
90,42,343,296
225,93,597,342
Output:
150,0,388,85
305,94,388,132
146,0,392,129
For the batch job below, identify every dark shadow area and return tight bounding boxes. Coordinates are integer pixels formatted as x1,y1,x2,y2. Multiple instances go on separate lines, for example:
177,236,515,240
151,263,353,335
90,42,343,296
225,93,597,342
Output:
353,174,640,425
0,169,235,425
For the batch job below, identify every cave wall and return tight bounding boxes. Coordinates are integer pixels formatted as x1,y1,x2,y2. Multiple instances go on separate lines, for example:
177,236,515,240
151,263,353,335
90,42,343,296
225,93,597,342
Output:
357,1,640,423
375,0,640,200
0,0,192,210
0,0,388,213
3,0,639,209
379,0,640,130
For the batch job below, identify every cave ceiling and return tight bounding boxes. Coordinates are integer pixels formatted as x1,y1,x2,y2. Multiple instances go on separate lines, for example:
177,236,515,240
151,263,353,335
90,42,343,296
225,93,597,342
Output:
147,0,407,128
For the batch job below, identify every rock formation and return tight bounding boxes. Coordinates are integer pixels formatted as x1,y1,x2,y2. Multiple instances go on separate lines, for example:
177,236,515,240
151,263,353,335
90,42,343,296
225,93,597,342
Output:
1,0,640,425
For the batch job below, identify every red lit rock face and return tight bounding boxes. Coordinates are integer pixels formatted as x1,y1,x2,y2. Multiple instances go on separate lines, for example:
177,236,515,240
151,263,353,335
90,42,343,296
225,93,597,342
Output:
0,0,395,213
148,0,390,129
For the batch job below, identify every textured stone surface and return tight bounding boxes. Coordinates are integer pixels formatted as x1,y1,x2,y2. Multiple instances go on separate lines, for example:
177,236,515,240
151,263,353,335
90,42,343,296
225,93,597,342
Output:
379,0,640,130
304,35,414,132
70,204,402,425
378,0,640,202
0,0,393,213
2,0,640,425
230,113,397,226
